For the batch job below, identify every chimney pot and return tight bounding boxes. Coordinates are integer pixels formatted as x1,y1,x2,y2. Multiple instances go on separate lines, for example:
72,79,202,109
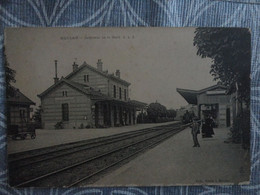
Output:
54,60,59,84
54,77,59,84
73,61,79,72
97,59,103,71
115,69,120,78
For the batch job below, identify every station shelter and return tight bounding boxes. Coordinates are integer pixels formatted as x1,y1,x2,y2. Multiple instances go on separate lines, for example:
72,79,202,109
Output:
177,84,232,127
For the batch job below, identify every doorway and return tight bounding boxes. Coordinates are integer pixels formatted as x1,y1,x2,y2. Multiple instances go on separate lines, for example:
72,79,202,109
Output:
226,108,231,127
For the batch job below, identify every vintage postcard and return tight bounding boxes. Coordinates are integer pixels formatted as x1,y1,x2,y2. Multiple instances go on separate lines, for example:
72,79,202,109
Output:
4,27,251,187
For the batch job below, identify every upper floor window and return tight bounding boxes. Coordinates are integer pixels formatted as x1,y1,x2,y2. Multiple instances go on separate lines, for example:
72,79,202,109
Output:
119,87,122,99
62,91,68,97
113,85,116,98
84,75,89,82
124,89,127,100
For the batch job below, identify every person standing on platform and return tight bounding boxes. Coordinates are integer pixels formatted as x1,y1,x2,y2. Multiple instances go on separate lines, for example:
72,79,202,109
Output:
205,115,214,137
191,118,200,147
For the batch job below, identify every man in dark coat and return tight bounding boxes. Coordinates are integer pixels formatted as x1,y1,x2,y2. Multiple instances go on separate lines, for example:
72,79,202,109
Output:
204,115,214,137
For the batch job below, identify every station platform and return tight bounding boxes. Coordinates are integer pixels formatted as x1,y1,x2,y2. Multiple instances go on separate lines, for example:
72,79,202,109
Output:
7,121,179,154
93,127,250,186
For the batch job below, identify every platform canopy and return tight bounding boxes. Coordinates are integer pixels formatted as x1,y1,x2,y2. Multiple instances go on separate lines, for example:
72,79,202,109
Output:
176,88,198,105
176,84,227,105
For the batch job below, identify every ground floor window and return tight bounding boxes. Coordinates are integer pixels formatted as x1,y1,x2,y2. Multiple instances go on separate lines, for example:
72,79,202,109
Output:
62,103,69,121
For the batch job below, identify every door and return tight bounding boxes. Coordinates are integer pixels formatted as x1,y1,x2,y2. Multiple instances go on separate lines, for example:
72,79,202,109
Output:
226,108,230,127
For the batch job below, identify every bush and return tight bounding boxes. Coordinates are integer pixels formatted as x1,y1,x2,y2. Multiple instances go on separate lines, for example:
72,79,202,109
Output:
54,121,64,129
79,123,84,129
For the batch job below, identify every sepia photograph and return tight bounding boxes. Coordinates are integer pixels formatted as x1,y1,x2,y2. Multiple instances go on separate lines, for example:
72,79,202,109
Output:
4,27,251,187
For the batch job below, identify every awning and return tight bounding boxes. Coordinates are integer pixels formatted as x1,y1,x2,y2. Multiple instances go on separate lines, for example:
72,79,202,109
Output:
176,84,227,105
176,88,198,105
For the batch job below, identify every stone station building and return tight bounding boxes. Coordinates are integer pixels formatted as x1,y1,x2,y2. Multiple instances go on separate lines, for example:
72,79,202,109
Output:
38,60,147,129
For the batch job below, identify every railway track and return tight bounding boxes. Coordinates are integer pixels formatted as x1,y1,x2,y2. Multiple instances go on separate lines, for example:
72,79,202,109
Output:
9,122,189,188
9,123,180,168
9,125,166,163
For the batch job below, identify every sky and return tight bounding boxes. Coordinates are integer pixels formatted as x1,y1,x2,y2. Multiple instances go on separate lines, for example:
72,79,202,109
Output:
5,27,216,109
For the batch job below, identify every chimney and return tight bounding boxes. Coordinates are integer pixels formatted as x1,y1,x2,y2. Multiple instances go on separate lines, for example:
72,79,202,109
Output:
97,59,103,71
54,60,59,84
72,61,78,72
115,69,120,78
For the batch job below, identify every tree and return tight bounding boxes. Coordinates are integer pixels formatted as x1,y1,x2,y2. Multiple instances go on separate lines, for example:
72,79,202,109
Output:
147,102,167,122
194,28,251,148
4,47,16,97
193,28,251,105
166,109,176,119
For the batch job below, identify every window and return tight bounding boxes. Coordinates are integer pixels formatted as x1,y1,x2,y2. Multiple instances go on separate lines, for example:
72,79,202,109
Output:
19,109,26,118
84,75,89,82
124,89,127,100
113,85,116,98
62,91,68,97
119,87,122,99
62,103,69,121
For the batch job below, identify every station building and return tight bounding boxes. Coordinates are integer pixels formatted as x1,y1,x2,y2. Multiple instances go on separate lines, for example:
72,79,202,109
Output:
38,60,147,129
177,84,233,127
7,88,35,132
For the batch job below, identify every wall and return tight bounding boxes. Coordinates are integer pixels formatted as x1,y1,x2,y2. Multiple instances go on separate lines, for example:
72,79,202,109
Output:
41,83,93,129
198,93,231,127
109,79,129,101
197,93,231,105
7,104,30,133
69,67,109,95
69,66,129,101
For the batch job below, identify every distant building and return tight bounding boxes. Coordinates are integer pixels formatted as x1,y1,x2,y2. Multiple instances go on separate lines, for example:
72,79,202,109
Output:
7,88,35,133
38,59,147,129
177,84,232,127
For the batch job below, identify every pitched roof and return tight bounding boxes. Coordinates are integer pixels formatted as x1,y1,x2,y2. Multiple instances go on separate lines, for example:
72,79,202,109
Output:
176,84,227,105
38,78,147,109
7,88,35,105
38,78,108,99
65,61,131,86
